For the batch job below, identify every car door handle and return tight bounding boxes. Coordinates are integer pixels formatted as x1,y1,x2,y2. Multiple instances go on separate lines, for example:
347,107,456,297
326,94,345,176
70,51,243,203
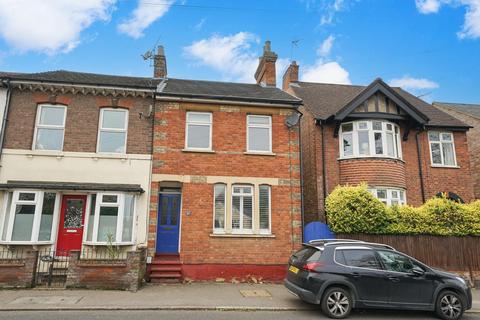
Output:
388,276,400,283
352,272,360,278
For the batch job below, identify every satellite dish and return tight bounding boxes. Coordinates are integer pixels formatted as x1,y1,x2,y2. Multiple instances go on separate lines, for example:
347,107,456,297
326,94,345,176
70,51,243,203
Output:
285,112,301,128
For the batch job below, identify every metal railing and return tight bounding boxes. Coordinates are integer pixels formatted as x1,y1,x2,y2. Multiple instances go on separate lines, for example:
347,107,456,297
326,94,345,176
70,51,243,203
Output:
35,249,70,288
79,248,128,265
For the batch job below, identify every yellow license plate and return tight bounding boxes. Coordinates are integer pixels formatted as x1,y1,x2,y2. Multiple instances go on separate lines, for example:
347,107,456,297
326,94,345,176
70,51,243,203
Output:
289,265,299,274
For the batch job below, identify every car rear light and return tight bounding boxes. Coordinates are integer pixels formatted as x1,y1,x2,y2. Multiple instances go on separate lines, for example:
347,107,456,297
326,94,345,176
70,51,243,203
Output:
302,262,324,272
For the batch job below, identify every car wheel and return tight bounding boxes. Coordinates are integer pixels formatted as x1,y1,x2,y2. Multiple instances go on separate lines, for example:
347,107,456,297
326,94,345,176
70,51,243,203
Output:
321,287,352,319
435,290,464,320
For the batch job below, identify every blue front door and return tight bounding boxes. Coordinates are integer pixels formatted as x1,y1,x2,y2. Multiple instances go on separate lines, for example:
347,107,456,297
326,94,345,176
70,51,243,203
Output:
156,193,181,253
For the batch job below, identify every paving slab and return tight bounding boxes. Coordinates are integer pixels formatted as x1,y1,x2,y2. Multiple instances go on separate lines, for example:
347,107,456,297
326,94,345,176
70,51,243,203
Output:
0,283,477,313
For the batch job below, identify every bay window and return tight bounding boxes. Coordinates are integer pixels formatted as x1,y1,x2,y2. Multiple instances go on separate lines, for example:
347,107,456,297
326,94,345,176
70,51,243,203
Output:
369,187,406,206
97,108,128,153
428,131,457,167
213,183,271,235
0,191,59,243
340,120,402,159
84,193,135,244
34,104,67,151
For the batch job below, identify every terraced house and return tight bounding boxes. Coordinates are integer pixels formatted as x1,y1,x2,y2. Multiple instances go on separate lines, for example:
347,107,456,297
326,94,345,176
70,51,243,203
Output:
282,61,474,223
0,42,302,288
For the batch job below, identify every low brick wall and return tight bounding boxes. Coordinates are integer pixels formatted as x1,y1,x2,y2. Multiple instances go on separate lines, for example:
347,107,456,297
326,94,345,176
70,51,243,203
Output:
0,250,37,288
66,249,146,291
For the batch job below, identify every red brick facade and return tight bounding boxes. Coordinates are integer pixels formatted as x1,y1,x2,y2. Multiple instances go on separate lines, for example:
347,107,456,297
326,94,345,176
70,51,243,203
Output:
298,107,474,222
149,101,302,280
434,105,480,199
3,90,153,154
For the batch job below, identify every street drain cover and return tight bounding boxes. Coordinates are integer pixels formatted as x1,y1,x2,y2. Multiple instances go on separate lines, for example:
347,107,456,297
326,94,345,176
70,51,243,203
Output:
239,289,272,297
10,296,83,305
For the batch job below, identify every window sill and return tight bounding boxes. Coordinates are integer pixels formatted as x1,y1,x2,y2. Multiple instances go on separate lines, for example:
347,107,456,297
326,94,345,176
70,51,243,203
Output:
338,156,405,163
83,242,135,246
0,241,54,245
27,150,64,158
210,233,275,238
182,149,216,154
430,165,460,169
93,153,129,160
244,151,276,156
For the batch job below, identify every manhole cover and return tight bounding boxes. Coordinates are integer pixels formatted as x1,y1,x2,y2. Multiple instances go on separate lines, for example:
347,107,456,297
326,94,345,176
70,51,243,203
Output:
10,296,83,305
239,289,272,297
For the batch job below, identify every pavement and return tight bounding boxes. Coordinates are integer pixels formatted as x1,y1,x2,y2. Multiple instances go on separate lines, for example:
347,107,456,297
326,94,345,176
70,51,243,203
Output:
0,283,478,313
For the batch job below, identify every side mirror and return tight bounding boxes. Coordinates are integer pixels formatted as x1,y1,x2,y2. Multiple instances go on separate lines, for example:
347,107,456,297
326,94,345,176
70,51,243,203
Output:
409,267,425,277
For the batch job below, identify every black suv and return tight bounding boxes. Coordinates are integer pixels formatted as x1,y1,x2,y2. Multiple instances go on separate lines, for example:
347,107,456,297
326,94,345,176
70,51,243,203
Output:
285,239,472,319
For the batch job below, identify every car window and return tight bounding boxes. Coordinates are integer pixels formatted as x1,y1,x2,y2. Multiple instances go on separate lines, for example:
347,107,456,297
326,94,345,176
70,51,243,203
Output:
377,250,418,273
340,249,382,269
292,246,321,263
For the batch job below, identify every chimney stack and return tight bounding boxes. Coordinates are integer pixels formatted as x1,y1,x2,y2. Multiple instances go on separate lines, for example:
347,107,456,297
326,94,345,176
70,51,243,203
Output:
254,41,278,87
282,61,299,91
154,45,167,78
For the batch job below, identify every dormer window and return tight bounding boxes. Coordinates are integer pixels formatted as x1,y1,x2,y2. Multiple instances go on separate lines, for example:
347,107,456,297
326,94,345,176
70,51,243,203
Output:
339,120,402,160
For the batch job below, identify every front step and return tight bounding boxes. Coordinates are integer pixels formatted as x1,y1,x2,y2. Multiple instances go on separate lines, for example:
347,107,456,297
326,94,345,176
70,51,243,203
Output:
149,254,183,283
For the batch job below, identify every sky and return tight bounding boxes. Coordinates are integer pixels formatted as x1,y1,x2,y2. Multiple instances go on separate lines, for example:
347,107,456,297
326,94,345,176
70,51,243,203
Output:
0,0,479,103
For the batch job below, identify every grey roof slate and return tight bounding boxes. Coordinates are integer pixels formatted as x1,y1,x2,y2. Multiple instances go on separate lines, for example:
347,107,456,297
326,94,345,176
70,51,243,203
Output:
0,70,160,89
0,70,301,105
289,81,469,128
434,102,480,119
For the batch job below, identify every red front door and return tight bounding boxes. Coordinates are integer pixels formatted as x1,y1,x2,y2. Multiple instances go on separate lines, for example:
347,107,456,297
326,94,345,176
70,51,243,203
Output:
56,195,87,255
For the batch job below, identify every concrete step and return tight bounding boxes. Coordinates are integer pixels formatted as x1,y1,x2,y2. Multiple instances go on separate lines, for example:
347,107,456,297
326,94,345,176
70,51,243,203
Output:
150,265,182,272
150,271,182,278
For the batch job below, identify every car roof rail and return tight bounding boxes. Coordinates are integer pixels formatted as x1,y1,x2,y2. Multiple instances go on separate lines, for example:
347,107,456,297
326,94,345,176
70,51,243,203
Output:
308,239,363,245
324,241,396,251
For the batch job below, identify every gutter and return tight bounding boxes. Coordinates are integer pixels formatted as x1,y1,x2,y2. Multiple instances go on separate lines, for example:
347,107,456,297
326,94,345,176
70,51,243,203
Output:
156,95,301,109
0,79,12,161
415,128,426,203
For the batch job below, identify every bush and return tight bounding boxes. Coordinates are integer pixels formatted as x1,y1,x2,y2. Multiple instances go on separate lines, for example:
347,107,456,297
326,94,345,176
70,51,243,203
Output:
326,185,480,236
326,184,391,234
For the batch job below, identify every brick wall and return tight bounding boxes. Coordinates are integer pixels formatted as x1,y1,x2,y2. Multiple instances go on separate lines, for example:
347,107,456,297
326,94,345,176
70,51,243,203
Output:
66,249,146,291
149,101,302,271
0,250,37,288
299,115,474,222
433,106,480,199
4,89,153,154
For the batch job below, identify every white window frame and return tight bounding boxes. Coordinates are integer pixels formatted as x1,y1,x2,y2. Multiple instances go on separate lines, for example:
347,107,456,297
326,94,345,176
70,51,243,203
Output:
212,184,227,234
33,104,67,151
339,120,402,160
258,184,271,234
83,192,136,245
428,131,457,167
185,111,212,151
97,108,129,154
231,185,254,234
247,115,272,153
0,190,60,244
368,187,406,206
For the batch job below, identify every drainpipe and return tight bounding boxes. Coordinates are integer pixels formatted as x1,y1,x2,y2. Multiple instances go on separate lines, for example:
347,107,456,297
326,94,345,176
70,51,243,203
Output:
297,111,305,243
415,128,426,203
319,120,328,223
0,79,12,162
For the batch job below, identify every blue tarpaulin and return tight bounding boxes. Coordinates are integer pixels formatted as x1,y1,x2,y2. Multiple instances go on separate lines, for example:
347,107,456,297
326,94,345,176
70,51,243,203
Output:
304,222,335,243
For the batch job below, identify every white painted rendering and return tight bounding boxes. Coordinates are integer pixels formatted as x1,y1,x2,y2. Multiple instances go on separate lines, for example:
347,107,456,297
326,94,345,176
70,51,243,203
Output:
0,149,152,248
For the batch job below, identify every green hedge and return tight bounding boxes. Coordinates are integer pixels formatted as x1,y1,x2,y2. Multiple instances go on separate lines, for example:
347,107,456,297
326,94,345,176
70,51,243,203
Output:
325,184,480,236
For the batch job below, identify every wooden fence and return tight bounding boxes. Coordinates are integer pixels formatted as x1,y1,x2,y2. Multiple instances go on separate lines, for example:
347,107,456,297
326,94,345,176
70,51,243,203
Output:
336,234,480,272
